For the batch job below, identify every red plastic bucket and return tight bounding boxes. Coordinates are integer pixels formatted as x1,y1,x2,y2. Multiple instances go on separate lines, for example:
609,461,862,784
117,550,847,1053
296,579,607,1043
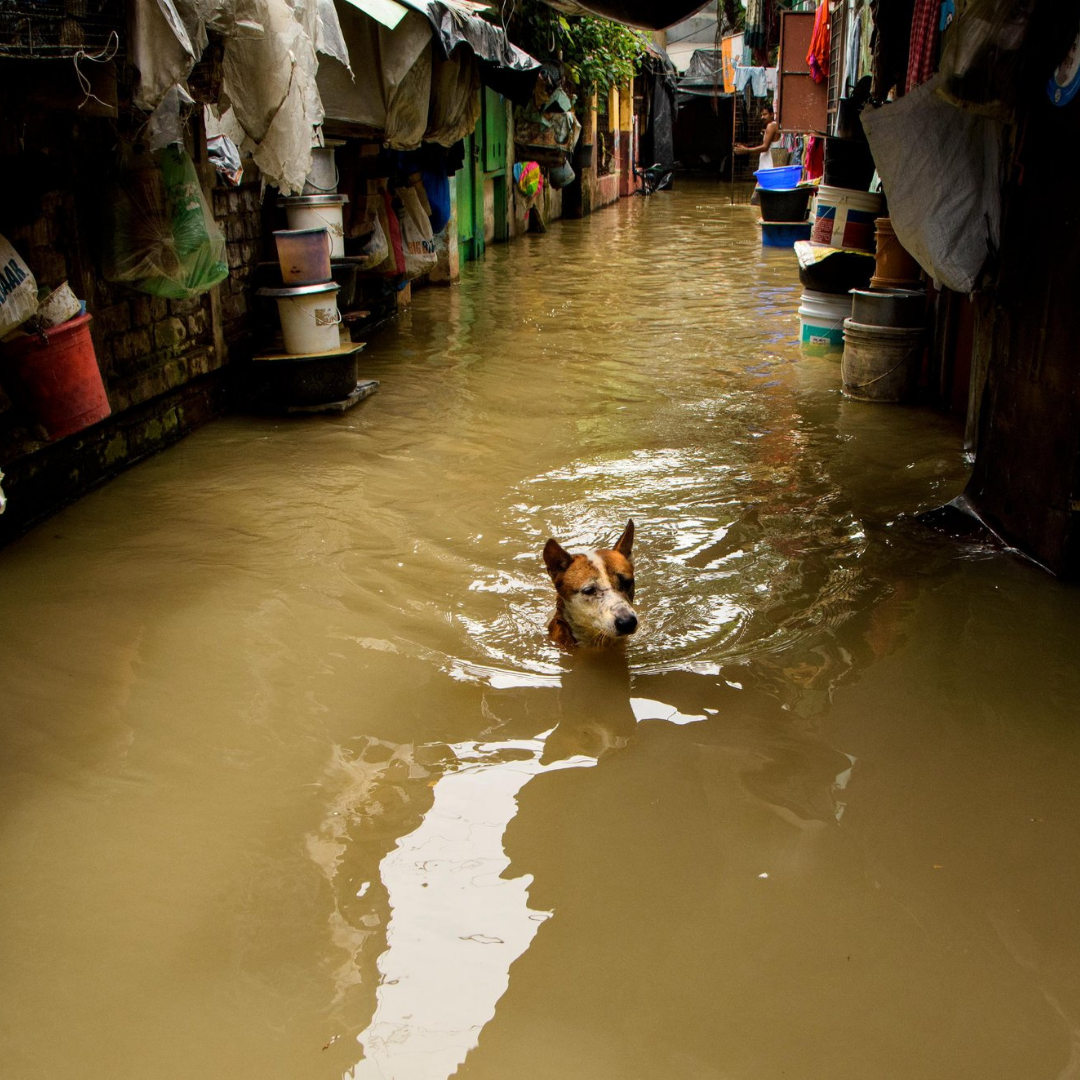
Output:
1,313,111,440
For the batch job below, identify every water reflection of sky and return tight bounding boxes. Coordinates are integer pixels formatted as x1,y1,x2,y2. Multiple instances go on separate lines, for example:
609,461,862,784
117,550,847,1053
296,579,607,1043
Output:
346,735,593,1078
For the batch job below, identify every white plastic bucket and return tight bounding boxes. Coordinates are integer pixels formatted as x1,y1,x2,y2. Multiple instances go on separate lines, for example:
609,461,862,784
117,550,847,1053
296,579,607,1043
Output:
841,318,923,402
798,289,850,354
281,195,349,258
271,283,342,355
810,185,885,252
303,147,339,195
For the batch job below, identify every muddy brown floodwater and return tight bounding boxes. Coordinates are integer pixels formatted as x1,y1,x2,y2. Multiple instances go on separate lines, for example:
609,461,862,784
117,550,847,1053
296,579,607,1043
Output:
3,182,1080,1080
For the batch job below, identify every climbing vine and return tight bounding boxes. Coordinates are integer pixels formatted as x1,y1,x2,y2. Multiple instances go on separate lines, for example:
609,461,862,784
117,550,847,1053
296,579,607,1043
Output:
498,0,648,95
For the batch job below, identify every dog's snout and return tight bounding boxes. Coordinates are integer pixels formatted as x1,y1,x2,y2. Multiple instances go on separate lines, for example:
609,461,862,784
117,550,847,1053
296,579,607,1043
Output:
615,612,638,636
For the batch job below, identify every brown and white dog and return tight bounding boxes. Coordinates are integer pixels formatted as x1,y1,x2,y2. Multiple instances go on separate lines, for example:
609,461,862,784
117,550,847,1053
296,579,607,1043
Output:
543,520,638,649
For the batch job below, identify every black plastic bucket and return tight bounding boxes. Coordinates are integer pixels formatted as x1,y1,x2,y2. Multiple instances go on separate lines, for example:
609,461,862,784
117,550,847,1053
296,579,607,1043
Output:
758,186,813,223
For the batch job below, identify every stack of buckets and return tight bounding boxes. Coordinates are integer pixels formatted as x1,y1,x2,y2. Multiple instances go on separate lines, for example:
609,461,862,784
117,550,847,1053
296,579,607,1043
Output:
797,107,884,358
252,144,364,406
841,217,927,402
265,145,348,356
755,164,813,247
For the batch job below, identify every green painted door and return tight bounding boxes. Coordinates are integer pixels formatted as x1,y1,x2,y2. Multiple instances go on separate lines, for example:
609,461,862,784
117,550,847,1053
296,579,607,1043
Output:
456,127,485,263
482,88,508,243
482,87,507,172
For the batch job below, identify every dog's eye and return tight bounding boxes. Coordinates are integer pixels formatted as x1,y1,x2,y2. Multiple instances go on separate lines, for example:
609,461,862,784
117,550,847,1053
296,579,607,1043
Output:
580,584,598,596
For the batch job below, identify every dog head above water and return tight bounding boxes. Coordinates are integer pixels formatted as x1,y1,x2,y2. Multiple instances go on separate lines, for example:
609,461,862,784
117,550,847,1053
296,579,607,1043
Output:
543,519,637,649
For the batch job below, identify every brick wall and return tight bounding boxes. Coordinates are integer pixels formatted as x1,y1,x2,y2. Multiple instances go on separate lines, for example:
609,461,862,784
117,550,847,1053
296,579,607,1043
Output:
0,109,262,543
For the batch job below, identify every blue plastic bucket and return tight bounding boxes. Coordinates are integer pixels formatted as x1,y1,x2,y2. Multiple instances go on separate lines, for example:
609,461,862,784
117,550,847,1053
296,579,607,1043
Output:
761,221,812,247
754,165,803,189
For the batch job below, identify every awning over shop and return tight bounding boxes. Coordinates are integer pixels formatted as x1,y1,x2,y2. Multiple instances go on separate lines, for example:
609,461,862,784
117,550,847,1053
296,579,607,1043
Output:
543,0,710,32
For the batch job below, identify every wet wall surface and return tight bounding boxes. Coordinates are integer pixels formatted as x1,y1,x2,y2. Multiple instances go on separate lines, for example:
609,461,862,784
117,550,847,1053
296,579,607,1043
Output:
3,183,1080,1079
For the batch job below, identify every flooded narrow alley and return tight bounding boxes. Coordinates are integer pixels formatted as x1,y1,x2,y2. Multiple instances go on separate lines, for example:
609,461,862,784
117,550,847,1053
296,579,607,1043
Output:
3,183,1080,1079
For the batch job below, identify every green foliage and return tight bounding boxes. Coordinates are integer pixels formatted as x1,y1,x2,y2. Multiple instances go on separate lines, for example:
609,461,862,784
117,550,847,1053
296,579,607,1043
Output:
499,0,647,95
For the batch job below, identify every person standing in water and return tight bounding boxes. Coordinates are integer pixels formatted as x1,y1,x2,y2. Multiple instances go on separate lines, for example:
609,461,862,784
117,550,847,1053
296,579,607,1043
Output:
735,104,781,170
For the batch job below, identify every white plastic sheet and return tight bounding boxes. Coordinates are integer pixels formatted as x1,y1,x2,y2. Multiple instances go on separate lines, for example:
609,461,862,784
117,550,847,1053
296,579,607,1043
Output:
131,0,199,111
862,76,1004,294
316,6,433,147
133,0,349,194
222,0,325,194
426,49,481,147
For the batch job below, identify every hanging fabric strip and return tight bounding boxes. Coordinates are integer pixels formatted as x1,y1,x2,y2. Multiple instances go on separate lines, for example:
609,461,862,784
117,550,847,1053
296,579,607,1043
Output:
807,0,830,84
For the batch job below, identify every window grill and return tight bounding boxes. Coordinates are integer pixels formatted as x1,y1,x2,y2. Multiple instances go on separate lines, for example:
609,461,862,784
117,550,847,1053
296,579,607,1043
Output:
825,0,847,136
0,0,123,59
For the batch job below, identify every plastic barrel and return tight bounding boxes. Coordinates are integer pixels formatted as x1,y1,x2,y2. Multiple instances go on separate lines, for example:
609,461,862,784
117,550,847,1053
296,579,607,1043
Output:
810,185,885,252
798,290,851,354
841,318,924,402
0,313,111,440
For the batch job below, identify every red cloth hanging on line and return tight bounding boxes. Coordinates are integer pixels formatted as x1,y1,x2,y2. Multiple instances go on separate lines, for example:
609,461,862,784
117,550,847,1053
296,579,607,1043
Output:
906,0,939,93
804,135,824,182
807,0,830,84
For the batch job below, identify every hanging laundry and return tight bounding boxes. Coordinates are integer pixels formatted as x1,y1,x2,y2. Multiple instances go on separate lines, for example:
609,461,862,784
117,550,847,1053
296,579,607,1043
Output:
804,134,824,182
745,0,766,52
807,0,830,84
843,12,862,95
905,0,940,93
734,65,769,97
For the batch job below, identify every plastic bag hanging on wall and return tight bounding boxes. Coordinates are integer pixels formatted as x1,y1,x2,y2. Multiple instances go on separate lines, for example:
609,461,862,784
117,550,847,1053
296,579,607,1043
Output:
103,146,229,299
0,234,38,337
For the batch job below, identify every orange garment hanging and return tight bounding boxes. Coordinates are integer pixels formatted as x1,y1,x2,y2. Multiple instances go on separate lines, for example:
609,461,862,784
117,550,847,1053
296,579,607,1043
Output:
807,0,830,84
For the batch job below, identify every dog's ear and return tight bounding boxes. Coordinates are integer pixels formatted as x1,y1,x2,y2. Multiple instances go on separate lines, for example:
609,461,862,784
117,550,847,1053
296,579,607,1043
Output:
543,538,573,581
613,519,634,558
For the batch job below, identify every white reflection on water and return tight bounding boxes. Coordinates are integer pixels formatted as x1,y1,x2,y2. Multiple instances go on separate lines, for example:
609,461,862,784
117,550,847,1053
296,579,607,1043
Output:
346,735,592,1079
345,686,709,1078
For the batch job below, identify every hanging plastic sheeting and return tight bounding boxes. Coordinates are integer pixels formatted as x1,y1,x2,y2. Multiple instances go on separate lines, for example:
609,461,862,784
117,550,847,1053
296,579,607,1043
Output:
131,0,200,111
132,0,267,112
426,48,482,147
103,146,229,299
131,0,350,194
397,0,540,104
317,5,435,149
541,0,710,32
147,84,196,150
221,0,326,193
861,76,1004,294
935,0,1032,121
